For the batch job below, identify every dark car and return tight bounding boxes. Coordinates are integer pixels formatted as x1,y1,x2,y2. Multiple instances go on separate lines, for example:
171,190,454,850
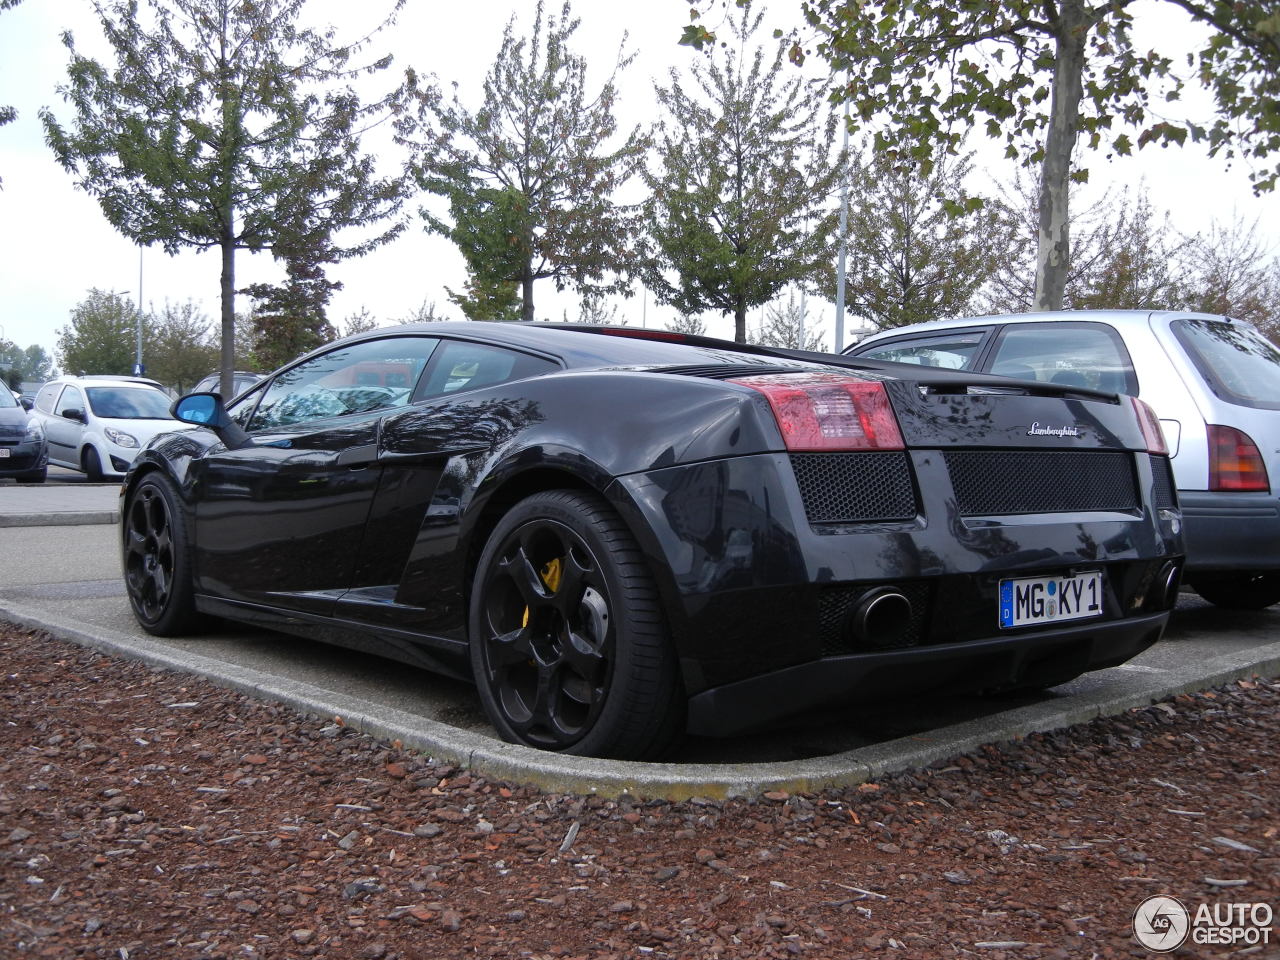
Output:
0,387,48,482
120,323,1184,759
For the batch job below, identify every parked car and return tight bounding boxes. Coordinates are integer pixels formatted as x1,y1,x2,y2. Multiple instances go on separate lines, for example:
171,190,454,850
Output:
846,310,1280,608
120,322,1183,759
191,370,263,399
30,375,181,480
0,387,48,483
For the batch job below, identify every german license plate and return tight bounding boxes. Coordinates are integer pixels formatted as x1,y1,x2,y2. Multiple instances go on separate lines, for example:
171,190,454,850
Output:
0,448,9,458
999,571,1103,628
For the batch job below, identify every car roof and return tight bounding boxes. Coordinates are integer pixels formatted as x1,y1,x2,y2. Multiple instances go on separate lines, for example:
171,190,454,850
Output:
849,309,1240,349
317,321,828,372
51,374,167,389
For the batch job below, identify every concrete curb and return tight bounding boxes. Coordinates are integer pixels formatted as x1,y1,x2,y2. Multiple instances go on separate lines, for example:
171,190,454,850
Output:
4,596,1279,800
0,512,118,528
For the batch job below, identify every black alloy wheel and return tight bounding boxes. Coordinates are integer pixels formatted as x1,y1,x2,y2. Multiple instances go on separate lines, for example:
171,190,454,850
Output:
469,490,684,760
123,474,202,635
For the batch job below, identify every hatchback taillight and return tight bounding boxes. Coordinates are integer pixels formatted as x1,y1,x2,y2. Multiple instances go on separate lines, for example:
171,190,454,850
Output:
1208,424,1269,492
730,373,904,451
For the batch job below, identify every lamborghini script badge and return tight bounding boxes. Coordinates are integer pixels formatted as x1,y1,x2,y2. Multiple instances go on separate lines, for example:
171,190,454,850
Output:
1027,422,1081,437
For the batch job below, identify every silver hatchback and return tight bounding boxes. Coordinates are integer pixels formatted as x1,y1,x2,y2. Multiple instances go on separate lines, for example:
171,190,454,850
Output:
847,310,1280,609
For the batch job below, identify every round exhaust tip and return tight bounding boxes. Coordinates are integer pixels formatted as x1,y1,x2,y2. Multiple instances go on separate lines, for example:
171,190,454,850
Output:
851,589,913,649
1158,561,1182,608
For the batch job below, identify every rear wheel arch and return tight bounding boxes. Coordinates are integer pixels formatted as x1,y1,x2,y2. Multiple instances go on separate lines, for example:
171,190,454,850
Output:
461,466,686,640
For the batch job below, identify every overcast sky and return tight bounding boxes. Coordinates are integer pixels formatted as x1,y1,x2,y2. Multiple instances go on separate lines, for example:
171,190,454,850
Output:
2,0,1278,367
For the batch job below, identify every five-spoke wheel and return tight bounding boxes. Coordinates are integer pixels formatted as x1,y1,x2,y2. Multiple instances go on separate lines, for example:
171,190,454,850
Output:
469,490,683,760
123,475,202,635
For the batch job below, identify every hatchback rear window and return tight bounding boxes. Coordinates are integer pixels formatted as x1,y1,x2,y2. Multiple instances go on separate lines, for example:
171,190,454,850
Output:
988,321,1138,395
1172,318,1280,410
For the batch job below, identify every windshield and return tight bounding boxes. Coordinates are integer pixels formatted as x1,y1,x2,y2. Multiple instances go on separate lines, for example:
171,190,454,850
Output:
1171,318,1280,410
0,391,16,409
85,386,174,420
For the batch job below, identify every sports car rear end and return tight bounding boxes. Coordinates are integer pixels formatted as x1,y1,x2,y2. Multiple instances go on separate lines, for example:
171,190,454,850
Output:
608,359,1183,736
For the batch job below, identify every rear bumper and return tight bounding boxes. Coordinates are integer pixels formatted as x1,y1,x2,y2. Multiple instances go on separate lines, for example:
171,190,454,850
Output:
686,610,1169,737
1179,490,1280,572
0,441,48,476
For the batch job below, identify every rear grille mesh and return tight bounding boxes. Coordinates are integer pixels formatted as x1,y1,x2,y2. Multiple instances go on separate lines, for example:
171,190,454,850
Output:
790,452,917,524
1149,455,1178,510
945,450,1138,516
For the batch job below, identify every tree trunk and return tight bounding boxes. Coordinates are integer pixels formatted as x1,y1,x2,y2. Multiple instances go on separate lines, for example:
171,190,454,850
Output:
1034,0,1088,312
734,295,747,343
220,221,236,398
521,271,535,323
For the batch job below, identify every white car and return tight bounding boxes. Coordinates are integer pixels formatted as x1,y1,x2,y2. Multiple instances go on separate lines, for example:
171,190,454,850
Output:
30,375,181,481
846,310,1280,608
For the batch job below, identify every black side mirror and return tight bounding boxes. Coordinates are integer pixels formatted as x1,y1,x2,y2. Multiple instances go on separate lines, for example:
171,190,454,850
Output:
61,407,86,423
19,397,33,412
173,392,250,450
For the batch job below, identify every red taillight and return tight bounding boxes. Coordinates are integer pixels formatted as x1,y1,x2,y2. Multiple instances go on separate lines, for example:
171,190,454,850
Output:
730,372,904,451
1131,397,1168,455
1208,425,1270,492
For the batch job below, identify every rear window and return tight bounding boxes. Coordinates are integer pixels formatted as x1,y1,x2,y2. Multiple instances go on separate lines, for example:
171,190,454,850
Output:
1172,318,1280,410
987,322,1137,395
853,331,986,369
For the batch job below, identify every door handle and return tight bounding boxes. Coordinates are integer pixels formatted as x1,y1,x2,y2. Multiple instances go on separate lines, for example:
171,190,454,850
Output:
336,444,378,468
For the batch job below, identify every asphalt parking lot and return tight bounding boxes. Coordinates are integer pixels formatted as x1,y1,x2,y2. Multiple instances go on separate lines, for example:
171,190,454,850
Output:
1,481,1277,799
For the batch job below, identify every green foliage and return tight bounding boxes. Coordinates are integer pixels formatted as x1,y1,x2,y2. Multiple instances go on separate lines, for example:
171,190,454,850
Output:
748,291,826,351
646,1,841,342
146,300,218,393
801,0,1184,172
981,176,1191,314
41,0,410,387
777,0,1280,308
407,0,646,323
0,0,23,187
0,341,53,388
243,216,343,368
1175,217,1280,335
395,299,452,325
665,314,708,337
57,289,143,375
340,307,379,339
828,150,1004,330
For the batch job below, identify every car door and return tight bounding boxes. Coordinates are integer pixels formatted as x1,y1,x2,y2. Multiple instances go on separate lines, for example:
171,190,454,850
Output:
42,384,86,468
332,338,561,637
190,335,440,616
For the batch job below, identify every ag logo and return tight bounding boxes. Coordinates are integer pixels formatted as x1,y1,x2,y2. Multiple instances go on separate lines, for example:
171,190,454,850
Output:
1133,895,1190,952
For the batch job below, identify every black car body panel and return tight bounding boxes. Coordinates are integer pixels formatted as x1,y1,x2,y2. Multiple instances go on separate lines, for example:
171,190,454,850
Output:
124,322,1184,751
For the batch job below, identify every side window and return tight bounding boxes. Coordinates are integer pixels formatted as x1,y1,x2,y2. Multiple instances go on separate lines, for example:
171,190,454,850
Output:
35,383,62,414
55,385,85,418
987,322,1138,394
248,337,439,432
854,331,988,370
417,341,559,399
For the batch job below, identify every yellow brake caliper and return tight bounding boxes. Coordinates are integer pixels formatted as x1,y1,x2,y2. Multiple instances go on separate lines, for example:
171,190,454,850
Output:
521,557,563,628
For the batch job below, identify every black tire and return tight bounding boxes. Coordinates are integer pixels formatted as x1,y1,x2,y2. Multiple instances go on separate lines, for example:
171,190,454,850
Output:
469,489,684,760
122,473,205,635
1189,573,1280,610
82,446,104,482
17,466,46,483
